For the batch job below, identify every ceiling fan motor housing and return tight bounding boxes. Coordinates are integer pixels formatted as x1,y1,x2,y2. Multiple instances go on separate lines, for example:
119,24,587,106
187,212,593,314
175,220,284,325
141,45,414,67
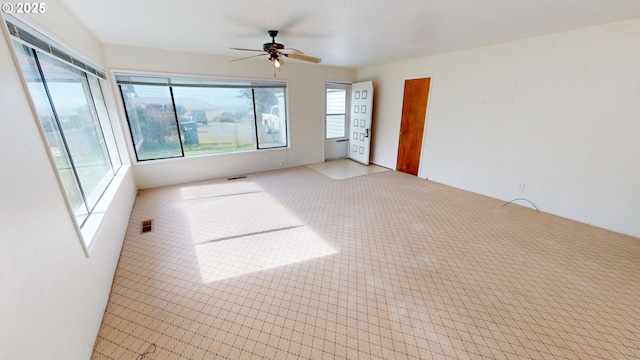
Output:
264,30,285,51
264,42,285,51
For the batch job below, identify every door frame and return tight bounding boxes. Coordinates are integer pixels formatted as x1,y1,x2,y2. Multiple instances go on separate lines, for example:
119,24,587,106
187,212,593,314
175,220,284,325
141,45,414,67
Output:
399,74,434,179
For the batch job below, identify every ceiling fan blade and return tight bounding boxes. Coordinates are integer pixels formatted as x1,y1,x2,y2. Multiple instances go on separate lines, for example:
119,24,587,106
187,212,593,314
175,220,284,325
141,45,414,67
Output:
229,47,265,53
284,53,321,64
278,48,304,55
230,53,267,62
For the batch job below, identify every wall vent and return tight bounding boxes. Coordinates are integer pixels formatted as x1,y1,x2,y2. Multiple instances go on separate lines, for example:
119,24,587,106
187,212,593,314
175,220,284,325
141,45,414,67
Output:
141,219,154,233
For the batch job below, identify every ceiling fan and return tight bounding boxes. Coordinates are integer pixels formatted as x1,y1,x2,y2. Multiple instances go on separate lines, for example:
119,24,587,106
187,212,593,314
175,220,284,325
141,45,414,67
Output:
230,30,321,75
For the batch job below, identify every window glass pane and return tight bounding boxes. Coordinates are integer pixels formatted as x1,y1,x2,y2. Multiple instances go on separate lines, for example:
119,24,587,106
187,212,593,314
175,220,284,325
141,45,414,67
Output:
38,52,114,210
326,88,346,114
120,85,182,160
172,87,257,156
13,42,89,223
117,74,288,160
326,115,346,139
88,76,121,169
256,88,287,149
326,88,347,139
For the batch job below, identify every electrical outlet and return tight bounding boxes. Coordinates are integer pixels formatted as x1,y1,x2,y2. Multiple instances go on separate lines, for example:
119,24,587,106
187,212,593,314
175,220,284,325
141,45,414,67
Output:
279,160,284,167
518,183,526,191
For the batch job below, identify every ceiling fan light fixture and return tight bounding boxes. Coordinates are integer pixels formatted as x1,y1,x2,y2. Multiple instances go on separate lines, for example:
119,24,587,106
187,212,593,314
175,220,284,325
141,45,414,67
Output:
269,52,281,69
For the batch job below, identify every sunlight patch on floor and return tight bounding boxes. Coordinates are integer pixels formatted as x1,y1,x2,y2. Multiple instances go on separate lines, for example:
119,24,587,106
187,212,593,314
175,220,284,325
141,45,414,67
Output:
180,179,337,282
195,226,337,282
179,179,262,201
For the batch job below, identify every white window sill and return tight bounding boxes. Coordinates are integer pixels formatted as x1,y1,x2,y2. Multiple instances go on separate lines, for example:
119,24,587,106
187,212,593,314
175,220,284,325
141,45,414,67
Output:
79,165,131,256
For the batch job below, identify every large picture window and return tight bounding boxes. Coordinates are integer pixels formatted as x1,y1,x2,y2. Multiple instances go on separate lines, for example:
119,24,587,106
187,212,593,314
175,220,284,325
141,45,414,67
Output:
9,20,121,228
116,74,288,161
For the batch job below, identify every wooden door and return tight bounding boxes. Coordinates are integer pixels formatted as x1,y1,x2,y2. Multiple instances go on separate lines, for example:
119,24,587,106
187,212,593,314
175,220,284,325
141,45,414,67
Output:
397,78,430,175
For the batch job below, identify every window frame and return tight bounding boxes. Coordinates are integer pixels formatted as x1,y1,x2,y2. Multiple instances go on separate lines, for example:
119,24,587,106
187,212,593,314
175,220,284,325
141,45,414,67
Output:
325,82,351,140
113,71,290,162
5,14,124,255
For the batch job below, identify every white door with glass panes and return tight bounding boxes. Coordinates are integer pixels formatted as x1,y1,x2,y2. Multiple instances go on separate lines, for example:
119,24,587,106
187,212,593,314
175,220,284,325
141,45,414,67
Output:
324,83,350,160
349,81,374,165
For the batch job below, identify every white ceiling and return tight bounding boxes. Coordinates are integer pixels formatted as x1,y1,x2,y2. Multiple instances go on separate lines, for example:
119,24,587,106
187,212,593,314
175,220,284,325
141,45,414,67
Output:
59,0,640,68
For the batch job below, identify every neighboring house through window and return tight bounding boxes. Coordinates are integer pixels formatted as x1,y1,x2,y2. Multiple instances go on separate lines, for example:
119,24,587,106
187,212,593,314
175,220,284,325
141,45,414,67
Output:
115,74,289,161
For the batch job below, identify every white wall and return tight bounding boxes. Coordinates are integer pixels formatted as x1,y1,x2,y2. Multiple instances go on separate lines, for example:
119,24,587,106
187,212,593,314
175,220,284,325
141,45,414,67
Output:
358,18,640,238
0,3,136,359
103,44,356,188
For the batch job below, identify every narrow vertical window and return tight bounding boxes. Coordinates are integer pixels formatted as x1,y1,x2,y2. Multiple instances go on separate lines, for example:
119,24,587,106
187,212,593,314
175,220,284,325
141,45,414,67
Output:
326,86,348,139
256,87,287,149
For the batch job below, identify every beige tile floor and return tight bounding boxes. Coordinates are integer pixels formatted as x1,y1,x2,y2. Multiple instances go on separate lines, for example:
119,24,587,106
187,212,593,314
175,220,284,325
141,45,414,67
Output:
306,159,389,180
92,166,640,359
